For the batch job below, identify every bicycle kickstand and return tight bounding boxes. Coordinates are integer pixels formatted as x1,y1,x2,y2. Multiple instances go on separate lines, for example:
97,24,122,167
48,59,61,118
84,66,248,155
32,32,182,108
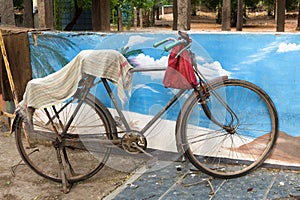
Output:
55,147,72,193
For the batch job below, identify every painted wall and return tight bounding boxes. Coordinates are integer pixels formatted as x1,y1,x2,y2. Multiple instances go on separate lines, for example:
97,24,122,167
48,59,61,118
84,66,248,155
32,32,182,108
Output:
28,31,300,166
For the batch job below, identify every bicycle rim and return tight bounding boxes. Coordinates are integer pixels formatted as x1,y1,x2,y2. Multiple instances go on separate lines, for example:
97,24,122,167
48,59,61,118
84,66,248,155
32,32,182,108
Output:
15,94,116,183
179,79,278,178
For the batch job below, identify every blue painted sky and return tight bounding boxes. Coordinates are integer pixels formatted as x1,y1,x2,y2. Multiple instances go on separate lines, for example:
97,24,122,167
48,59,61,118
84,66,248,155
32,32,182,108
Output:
28,32,300,137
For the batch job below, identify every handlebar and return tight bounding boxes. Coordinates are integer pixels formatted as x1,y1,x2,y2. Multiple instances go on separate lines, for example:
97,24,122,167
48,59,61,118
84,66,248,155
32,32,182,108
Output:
153,31,191,53
153,38,175,48
164,40,184,51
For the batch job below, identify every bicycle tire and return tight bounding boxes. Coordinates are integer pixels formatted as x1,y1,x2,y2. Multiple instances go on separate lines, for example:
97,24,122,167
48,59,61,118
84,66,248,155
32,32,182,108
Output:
176,79,278,179
15,93,117,183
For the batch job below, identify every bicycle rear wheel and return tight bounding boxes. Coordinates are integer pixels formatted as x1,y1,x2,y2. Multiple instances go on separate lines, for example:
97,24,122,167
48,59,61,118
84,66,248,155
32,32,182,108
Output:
15,94,117,183
177,79,278,179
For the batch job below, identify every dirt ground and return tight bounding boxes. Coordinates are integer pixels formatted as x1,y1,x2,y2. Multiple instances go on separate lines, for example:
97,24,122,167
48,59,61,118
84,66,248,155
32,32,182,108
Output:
0,12,300,200
0,116,145,200
189,11,299,32
142,11,300,32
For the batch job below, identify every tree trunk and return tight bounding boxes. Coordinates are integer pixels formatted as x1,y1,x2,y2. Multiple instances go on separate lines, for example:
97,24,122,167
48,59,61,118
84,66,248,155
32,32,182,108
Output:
139,8,143,28
133,7,137,30
117,3,123,31
38,0,54,29
0,0,15,25
222,0,231,31
156,6,160,20
236,0,243,31
45,0,54,29
150,7,155,26
92,0,110,31
276,0,285,32
54,0,62,30
64,0,82,31
173,0,178,30
177,0,191,30
24,0,34,28
296,0,300,30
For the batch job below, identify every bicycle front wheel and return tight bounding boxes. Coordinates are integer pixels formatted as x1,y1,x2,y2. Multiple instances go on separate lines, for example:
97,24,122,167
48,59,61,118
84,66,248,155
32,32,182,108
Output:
15,94,117,183
177,79,278,179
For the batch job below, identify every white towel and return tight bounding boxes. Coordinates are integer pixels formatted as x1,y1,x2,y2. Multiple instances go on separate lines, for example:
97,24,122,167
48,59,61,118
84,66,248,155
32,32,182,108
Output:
18,49,133,110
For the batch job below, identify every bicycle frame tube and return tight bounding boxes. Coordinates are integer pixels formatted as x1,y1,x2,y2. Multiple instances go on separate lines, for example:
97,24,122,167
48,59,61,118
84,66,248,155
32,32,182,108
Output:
101,76,187,135
63,76,96,134
102,78,131,132
45,76,96,135
140,89,186,134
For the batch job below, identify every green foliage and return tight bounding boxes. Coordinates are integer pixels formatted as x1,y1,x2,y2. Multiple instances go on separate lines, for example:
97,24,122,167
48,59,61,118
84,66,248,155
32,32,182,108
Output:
111,0,167,28
286,0,299,11
13,0,24,9
200,0,221,11
200,0,262,10
72,0,92,10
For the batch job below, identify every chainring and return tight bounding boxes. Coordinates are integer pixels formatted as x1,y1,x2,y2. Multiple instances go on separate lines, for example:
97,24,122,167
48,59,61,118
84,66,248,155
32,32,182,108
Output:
121,131,147,154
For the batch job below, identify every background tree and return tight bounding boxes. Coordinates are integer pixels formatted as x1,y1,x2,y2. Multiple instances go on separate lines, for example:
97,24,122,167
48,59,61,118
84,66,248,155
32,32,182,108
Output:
276,0,286,32
177,0,191,30
236,0,243,31
1,0,15,25
173,0,178,30
92,0,110,31
222,0,231,30
23,0,34,27
62,0,92,31
297,0,300,30
37,0,54,29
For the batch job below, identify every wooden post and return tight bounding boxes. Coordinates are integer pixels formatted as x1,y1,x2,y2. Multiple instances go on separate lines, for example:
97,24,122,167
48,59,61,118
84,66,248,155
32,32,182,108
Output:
0,30,18,106
0,94,3,115
0,30,18,118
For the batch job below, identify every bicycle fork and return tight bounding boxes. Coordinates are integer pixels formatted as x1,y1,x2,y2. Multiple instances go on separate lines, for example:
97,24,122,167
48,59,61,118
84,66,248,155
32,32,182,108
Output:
195,83,240,134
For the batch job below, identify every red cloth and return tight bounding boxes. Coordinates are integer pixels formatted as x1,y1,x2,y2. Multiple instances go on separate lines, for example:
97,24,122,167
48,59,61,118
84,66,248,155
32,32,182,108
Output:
163,44,198,89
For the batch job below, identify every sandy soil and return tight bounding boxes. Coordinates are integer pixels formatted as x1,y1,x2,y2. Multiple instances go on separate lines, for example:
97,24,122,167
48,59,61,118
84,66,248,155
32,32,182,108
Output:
141,12,300,32
0,116,143,200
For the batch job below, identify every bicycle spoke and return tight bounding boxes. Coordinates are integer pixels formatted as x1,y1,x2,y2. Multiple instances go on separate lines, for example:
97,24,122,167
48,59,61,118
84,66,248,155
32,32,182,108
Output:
178,79,278,178
15,93,116,183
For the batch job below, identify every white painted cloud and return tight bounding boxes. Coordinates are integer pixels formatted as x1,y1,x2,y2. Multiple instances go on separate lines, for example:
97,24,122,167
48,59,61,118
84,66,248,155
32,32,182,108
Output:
129,54,168,80
240,41,278,65
198,61,231,79
133,84,161,93
196,55,207,63
126,36,154,48
277,42,300,53
129,53,231,81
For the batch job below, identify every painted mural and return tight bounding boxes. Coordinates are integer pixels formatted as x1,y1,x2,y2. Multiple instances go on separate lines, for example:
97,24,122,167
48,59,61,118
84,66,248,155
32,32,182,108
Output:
28,31,300,167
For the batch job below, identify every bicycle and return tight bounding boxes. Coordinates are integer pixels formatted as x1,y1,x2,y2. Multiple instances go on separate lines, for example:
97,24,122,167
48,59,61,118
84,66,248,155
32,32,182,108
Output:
13,31,278,192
